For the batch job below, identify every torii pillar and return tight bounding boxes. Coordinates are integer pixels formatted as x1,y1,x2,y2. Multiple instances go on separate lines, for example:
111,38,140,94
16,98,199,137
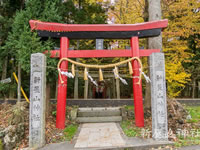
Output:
131,37,144,127
56,37,69,129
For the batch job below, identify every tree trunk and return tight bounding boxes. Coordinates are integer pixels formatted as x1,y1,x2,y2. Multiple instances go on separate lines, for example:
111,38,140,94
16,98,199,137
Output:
74,61,79,99
88,82,92,99
198,81,200,98
144,0,149,22
9,60,15,99
20,0,25,9
84,67,89,99
84,80,89,99
112,78,116,98
74,41,79,99
116,78,120,99
148,0,162,50
55,80,58,99
46,83,51,117
186,85,191,97
143,0,150,108
189,86,192,97
192,78,196,99
144,0,162,109
1,56,8,101
17,63,21,103
1,56,8,80
144,72,151,108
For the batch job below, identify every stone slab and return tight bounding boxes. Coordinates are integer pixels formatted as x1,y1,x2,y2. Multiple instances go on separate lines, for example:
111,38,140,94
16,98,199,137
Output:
68,99,134,107
79,107,121,111
74,123,126,149
78,111,121,117
78,107,121,117
76,116,122,123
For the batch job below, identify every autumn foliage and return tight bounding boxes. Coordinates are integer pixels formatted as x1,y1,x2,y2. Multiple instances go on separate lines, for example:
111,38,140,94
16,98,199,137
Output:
109,0,200,97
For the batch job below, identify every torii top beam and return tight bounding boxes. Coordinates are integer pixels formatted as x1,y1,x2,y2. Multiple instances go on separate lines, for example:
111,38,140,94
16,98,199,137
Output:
29,20,168,39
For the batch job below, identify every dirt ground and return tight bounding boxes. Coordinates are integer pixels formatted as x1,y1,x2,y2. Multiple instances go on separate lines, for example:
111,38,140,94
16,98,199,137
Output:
0,103,73,149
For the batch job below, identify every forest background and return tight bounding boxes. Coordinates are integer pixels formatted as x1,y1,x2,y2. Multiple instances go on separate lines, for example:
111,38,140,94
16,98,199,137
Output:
0,0,200,103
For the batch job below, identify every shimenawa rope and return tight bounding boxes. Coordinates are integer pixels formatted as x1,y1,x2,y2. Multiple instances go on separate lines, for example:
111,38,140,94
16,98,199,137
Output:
57,57,143,84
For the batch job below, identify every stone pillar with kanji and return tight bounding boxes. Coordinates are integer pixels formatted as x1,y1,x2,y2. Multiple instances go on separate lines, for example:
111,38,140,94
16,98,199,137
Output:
150,52,168,141
29,53,46,148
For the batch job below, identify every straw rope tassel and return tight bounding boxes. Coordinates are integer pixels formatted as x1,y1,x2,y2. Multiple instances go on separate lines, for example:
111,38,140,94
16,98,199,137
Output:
84,67,88,81
99,69,103,81
72,64,75,76
128,61,133,75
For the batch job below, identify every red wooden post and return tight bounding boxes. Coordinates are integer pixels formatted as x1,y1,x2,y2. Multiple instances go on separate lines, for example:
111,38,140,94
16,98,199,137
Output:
131,37,144,127
56,37,69,129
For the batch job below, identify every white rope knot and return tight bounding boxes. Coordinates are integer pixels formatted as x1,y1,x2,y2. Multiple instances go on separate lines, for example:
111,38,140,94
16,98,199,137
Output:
58,69,74,78
140,69,151,83
87,72,98,87
113,69,128,85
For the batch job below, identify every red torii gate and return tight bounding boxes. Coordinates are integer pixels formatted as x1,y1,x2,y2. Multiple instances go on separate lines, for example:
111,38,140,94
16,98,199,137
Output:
29,20,168,129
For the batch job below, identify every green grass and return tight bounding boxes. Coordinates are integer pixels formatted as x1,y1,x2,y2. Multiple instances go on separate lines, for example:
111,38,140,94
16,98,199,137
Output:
124,105,134,110
185,106,200,123
63,124,78,141
174,106,200,147
175,131,200,147
120,120,142,137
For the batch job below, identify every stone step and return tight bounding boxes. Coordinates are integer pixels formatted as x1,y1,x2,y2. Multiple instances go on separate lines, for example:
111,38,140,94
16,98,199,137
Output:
76,116,122,123
78,107,121,117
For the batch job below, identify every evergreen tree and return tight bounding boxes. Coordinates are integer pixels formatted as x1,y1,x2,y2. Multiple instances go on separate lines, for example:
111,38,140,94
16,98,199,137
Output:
5,0,62,73
3,0,63,103
5,0,107,74
0,0,23,99
61,0,107,24
2,0,108,100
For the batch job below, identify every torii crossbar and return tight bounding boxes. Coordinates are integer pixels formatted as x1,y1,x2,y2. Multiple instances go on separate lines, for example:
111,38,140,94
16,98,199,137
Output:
29,19,168,129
